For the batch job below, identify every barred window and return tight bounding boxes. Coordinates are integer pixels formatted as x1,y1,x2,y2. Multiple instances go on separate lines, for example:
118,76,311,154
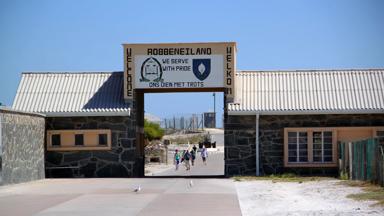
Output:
98,134,108,146
285,128,336,167
51,134,61,146
288,132,308,162
47,130,111,151
313,131,333,162
75,134,84,146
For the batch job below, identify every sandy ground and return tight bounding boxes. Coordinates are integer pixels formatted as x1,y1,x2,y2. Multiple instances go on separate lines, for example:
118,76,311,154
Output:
236,179,384,216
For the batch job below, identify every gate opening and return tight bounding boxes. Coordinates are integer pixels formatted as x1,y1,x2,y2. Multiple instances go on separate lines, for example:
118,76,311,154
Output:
142,92,224,177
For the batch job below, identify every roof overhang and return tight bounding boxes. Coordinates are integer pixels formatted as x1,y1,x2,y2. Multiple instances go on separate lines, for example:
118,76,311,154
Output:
0,107,46,117
228,109,384,116
43,110,131,117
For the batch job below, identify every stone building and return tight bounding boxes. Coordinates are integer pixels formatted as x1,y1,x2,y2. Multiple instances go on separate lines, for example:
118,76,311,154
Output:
0,107,45,185
13,72,135,178
226,69,384,175
12,69,384,177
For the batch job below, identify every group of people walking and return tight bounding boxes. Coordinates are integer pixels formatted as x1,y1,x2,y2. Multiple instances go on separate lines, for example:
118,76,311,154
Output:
174,145,208,171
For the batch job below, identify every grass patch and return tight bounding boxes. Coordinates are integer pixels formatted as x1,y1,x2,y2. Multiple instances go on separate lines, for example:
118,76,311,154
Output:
232,173,326,183
341,180,384,206
339,171,349,180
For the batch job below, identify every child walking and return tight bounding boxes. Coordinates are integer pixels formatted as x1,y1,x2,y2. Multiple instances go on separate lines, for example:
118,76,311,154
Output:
174,149,180,170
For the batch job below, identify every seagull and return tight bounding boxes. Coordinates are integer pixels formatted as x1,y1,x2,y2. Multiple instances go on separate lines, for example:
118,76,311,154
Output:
189,180,194,188
133,185,141,193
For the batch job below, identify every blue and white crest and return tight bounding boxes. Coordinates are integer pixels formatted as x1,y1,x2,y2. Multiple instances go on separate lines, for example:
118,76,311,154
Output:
192,59,211,81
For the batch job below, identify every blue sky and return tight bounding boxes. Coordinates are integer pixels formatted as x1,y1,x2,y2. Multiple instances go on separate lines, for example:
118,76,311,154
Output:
1,0,383,126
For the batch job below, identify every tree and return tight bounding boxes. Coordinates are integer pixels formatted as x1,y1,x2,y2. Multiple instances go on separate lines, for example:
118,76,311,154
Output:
144,119,164,141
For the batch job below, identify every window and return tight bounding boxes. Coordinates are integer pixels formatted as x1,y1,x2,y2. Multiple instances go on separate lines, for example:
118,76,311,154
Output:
288,132,308,162
98,134,108,146
313,131,333,162
377,131,384,146
75,134,84,146
51,134,61,146
285,128,336,167
47,129,111,151
285,127,384,167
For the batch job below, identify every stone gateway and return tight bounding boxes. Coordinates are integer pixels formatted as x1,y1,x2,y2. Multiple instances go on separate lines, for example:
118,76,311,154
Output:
8,42,384,178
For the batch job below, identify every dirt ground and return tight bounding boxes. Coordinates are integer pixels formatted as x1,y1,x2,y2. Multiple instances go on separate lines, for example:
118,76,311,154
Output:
235,179,384,216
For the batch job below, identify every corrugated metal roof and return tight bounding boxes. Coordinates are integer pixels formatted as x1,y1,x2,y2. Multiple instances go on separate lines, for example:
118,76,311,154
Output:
13,72,130,117
229,69,384,115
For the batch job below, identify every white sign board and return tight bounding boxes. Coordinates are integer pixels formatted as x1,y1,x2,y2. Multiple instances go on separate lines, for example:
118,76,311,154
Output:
134,55,223,89
124,42,236,102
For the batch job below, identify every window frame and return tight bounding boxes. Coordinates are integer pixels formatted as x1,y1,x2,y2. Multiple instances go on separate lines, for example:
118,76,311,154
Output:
47,129,112,151
75,133,84,146
285,126,384,167
312,131,333,163
51,134,61,147
98,133,108,146
284,128,338,168
287,131,308,163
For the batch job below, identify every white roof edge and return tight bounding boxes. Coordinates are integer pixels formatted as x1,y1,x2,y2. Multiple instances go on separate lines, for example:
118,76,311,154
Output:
21,71,123,74
228,109,384,116
44,110,131,117
236,68,384,73
0,107,46,117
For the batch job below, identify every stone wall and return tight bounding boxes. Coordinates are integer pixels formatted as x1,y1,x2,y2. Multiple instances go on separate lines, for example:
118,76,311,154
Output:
225,114,384,176
225,115,256,176
45,116,138,178
0,109,45,185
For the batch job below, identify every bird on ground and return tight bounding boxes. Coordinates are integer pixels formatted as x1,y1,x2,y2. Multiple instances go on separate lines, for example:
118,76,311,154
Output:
189,180,194,188
133,185,141,193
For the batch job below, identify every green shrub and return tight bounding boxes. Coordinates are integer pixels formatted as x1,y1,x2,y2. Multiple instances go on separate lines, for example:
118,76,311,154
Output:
144,119,164,141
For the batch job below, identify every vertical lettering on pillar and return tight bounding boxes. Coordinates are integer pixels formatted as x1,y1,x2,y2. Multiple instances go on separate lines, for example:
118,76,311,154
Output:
225,46,233,102
126,48,133,98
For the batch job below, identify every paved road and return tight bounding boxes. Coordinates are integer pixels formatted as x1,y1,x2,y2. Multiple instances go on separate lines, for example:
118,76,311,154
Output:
0,178,241,216
154,151,224,176
152,129,224,176
210,129,224,149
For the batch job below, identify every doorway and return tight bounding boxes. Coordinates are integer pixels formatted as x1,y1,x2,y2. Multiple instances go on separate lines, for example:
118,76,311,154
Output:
138,91,225,177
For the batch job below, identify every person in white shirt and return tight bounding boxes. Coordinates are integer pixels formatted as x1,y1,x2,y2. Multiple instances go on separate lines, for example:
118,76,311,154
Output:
201,145,208,165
